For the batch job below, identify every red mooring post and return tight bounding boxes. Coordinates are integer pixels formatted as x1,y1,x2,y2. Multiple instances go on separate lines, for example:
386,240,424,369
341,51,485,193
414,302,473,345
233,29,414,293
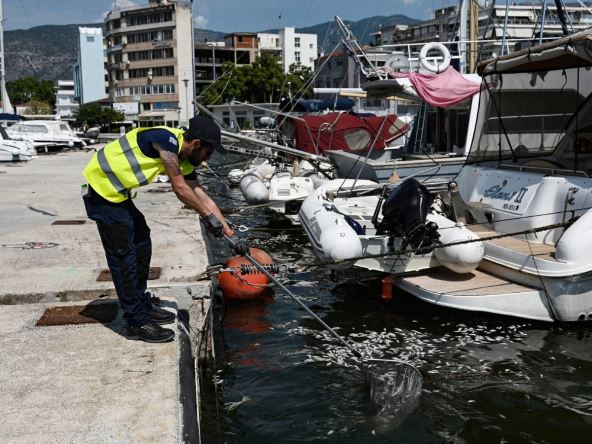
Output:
380,275,393,302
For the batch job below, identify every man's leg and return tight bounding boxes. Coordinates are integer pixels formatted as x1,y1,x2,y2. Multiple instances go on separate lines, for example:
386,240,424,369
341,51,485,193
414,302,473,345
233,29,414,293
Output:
83,191,174,342
89,201,149,326
129,199,175,324
129,201,153,309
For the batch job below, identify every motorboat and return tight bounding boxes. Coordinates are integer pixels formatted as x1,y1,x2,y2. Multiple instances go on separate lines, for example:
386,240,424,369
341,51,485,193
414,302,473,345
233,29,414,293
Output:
320,16,482,184
0,142,18,161
0,125,36,161
325,70,481,184
6,120,86,150
301,31,592,323
404,30,592,323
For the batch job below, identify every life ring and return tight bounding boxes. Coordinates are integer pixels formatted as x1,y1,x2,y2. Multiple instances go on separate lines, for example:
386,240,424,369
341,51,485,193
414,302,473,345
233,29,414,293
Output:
419,42,451,73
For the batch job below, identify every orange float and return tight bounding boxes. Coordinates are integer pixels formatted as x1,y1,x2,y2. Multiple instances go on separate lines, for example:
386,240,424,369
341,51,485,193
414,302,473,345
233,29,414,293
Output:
218,248,275,301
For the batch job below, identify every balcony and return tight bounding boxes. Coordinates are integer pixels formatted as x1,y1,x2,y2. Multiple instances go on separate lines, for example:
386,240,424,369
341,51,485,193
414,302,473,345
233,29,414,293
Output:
107,44,123,53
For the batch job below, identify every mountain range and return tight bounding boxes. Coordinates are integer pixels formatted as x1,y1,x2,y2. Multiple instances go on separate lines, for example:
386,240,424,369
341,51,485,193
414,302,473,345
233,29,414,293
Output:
4,14,418,82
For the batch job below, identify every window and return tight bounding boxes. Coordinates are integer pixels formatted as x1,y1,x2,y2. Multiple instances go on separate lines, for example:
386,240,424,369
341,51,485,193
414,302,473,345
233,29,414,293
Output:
309,43,313,49
22,124,49,134
130,84,176,96
86,36,95,43
344,129,371,151
126,11,172,26
295,51,301,63
295,37,300,48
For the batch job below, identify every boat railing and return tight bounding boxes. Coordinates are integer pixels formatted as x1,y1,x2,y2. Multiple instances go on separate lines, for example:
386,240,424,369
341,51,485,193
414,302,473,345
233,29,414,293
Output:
373,37,560,74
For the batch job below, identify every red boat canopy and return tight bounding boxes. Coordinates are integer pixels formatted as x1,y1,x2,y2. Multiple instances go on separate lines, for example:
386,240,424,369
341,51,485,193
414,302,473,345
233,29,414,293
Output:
279,112,409,155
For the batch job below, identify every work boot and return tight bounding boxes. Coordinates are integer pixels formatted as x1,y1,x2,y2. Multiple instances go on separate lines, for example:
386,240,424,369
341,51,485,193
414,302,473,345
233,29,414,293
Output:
149,306,176,325
126,322,174,343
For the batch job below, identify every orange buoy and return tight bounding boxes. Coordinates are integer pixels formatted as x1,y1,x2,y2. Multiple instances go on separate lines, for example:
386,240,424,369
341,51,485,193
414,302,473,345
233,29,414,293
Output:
380,275,393,302
218,248,275,301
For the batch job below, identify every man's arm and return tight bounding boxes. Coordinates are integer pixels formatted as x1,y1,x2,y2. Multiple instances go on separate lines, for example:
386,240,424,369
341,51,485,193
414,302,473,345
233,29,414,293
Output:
157,148,211,215
155,145,234,236
185,178,234,236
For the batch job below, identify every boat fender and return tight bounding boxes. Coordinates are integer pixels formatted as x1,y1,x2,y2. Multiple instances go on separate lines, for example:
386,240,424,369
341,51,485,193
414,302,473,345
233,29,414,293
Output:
428,213,483,274
218,248,275,301
380,275,393,302
434,225,484,274
301,171,326,189
419,42,451,73
239,171,270,204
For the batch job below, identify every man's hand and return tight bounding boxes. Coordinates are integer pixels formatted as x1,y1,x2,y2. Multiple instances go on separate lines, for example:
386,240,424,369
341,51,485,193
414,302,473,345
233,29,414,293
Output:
231,238,250,256
204,213,224,238
223,226,235,237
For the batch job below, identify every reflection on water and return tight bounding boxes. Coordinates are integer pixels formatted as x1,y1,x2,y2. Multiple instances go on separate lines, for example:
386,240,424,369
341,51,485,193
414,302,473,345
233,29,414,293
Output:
203,154,592,443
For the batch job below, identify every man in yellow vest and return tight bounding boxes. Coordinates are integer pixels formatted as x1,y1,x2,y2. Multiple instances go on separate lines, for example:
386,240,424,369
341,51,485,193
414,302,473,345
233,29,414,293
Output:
82,116,244,342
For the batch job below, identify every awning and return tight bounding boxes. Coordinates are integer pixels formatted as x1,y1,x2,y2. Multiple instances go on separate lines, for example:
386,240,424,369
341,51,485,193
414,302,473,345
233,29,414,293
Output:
479,29,592,74
138,111,166,119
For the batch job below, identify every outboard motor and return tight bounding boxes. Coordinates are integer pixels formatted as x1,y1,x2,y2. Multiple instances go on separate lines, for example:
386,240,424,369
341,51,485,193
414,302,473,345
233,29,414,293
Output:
376,178,437,249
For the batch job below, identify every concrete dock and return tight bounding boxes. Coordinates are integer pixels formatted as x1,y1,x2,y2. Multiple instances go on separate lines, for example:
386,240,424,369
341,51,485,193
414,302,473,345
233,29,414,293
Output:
0,150,214,443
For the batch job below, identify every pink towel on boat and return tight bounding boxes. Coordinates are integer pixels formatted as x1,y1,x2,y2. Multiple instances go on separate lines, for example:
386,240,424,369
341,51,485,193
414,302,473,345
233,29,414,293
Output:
389,67,482,108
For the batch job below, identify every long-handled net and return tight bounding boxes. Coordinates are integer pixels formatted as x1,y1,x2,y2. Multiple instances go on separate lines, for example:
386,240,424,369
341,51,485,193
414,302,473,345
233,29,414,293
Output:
225,236,423,421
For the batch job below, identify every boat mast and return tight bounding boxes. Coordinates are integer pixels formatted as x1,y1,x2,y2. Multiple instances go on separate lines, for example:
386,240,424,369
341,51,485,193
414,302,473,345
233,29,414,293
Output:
500,0,510,55
459,0,468,74
469,0,479,72
554,0,571,35
0,0,8,114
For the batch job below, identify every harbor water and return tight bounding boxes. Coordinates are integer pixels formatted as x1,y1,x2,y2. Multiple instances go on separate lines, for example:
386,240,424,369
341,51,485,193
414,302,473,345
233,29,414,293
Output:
202,153,592,443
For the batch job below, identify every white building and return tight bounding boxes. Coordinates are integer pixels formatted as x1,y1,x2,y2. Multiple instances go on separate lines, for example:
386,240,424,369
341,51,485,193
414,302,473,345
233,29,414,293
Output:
258,27,317,73
73,27,107,104
55,80,78,118
104,0,194,127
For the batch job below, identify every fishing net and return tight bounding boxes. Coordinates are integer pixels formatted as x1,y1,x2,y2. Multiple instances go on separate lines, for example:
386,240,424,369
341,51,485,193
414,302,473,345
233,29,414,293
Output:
363,358,423,424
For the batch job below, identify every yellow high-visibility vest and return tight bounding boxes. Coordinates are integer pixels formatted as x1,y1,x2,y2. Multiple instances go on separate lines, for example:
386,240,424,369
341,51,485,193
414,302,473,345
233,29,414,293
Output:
83,127,194,203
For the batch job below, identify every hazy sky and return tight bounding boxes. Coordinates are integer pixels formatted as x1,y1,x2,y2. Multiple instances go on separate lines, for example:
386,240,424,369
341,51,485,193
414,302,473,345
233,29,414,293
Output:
3,0,459,32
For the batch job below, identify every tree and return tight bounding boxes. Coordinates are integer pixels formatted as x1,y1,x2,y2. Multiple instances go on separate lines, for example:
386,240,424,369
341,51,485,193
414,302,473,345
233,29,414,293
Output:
286,63,313,99
25,100,52,115
74,103,124,127
202,54,314,105
6,77,56,108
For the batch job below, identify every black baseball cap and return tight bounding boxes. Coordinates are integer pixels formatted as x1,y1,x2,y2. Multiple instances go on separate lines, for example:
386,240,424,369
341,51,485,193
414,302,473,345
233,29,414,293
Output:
187,116,226,154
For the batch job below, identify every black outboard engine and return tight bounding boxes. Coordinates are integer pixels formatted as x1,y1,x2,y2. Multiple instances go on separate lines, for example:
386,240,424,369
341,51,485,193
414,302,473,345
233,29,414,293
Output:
376,178,438,249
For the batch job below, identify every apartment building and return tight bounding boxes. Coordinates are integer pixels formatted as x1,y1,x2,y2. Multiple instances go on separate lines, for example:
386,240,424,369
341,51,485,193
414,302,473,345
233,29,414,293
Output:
194,28,317,99
104,0,194,127
374,2,592,67
194,33,257,97
73,27,107,105
261,27,317,73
